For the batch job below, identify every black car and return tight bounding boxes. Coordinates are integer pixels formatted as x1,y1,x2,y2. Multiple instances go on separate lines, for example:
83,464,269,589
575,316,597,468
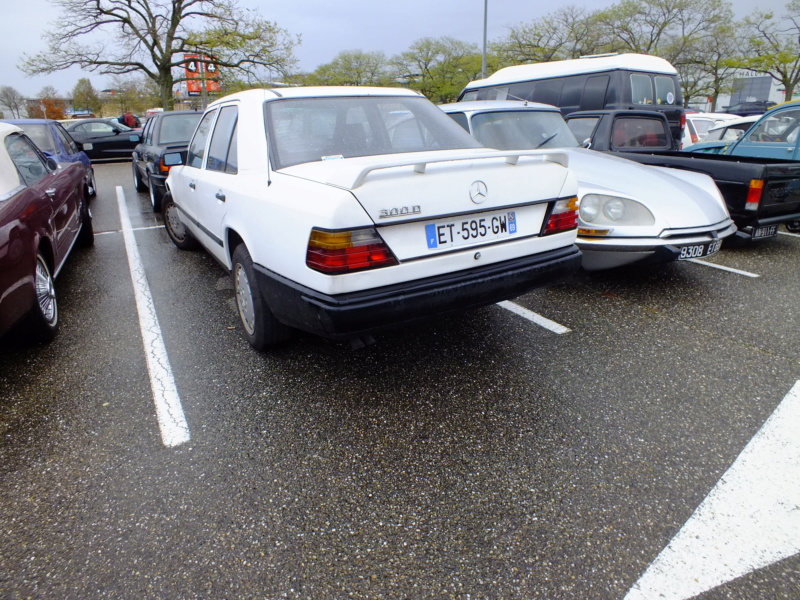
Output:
131,110,201,211
723,101,777,117
63,118,141,161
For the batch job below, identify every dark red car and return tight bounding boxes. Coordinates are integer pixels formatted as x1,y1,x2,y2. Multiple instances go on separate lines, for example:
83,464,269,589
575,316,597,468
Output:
0,123,94,341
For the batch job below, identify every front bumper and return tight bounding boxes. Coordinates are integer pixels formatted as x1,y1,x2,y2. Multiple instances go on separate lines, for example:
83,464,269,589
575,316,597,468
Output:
254,245,582,340
578,220,737,271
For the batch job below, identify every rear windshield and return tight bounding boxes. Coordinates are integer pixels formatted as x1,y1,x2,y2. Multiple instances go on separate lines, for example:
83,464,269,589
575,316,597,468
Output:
265,96,481,169
465,110,579,150
159,113,202,144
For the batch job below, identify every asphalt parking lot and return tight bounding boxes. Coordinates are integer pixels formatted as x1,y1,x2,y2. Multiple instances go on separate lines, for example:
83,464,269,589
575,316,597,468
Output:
0,161,798,599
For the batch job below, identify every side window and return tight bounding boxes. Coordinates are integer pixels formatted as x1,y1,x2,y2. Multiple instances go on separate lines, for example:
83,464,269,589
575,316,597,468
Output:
560,76,583,110
187,109,217,168
206,105,238,173
446,112,470,132
143,118,154,145
582,76,609,110
747,110,800,144
6,134,49,186
631,74,654,105
55,124,80,154
654,76,677,105
531,79,563,106
566,117,599,145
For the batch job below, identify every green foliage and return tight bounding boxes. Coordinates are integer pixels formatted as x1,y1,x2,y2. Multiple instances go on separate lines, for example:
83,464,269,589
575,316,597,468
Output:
71,78,102,115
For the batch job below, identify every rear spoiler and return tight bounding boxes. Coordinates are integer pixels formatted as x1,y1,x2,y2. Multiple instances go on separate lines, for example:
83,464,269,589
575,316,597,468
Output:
325,149,570,190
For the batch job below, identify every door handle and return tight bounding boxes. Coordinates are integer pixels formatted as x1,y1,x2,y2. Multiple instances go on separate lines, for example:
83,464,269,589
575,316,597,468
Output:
45,188,57,198
215,191,226,202
189,182,195,189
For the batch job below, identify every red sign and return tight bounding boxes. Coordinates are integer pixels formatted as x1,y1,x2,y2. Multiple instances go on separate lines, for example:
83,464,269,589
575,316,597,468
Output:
183,54,220,96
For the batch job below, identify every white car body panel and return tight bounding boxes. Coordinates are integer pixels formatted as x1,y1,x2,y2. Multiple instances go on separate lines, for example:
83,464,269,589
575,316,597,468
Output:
440,100,736,270
164,88,582,342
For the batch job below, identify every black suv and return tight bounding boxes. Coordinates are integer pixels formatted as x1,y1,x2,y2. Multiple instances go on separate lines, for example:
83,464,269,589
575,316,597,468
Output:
724,101,776,117
132,110,201,211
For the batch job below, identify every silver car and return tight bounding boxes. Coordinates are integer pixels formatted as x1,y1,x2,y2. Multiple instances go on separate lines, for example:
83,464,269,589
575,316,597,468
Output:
441,101,736,270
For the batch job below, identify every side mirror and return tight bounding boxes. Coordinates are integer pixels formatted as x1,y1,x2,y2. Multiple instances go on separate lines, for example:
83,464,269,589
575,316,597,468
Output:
162,152,184,167
45,157,59,171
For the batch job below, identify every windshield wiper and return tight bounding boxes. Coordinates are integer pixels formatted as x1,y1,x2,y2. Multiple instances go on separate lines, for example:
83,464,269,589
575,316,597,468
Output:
536,132,559,149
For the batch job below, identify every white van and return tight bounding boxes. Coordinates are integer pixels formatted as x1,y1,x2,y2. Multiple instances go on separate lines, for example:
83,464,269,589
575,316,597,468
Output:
458,54,685,149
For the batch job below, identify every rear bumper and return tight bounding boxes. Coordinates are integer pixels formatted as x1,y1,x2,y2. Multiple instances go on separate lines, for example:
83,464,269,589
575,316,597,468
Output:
254,245,582,340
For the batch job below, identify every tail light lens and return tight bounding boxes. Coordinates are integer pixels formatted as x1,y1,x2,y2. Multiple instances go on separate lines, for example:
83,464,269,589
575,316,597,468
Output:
306,227,398,274
543,196,579,235
159,158,172,174
745,179,764,211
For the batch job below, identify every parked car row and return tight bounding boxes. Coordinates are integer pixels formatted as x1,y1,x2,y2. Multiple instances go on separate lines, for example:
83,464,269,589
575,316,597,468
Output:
4,56,797,351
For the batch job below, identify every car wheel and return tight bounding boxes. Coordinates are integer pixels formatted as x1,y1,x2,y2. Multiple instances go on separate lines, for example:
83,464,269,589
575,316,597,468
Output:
148,174,163,212
86,167,97,198
24,253,59,341
76,198,94,248
786,220,800,233
132,160,147,192
162,192,198,250
231,244,291,350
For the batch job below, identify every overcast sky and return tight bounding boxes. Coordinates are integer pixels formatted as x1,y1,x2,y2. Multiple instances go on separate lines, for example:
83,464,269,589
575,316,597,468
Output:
2,0,790,99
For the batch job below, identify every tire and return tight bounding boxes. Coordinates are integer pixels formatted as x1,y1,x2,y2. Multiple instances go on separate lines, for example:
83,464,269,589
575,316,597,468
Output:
86,167,97,198
132,159,147,192
162,192,198,250
24,253,59,341
148,174,163,212
76,198,94,248
231,244,291,350
786,220,800,233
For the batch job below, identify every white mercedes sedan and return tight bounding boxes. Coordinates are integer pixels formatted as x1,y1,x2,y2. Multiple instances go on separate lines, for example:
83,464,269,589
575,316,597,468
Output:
441,101,736,271
162,88,582,350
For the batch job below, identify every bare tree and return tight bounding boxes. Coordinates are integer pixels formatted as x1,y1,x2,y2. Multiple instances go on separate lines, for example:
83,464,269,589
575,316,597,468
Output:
0,86,26,118
21,0,299,110
738,1,800,100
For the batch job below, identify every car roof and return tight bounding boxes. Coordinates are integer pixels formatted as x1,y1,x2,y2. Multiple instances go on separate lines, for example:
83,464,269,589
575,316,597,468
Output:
206,86,424,109
707,115,759,131
465,53,678,89
439,100,560,113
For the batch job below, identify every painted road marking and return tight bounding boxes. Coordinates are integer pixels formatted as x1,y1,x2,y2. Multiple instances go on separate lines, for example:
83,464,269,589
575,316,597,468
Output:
625,380,800,600
779,230,800,238
686,258,760,278
496,301,571,334
96,224,164,235
116,187,190,448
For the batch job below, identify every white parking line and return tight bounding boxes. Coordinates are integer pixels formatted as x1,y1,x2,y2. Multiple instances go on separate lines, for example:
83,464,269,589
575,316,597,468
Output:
116,187,190,448
95,225,163,235
779,230,800,238
625,380,800,599
496,301,571,334
685,258,760,278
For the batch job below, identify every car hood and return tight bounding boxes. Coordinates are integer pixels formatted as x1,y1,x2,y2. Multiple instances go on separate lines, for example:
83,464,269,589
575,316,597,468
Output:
566,148,730,228
279,148,577,224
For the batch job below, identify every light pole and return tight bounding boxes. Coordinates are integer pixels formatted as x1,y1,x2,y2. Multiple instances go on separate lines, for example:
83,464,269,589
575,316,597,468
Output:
481,0,488,79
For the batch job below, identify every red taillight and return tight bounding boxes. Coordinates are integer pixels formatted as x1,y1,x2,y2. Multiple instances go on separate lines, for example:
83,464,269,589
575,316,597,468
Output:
746,179,764,211
680,112,686,130
306,228,398,274
543,196,579,235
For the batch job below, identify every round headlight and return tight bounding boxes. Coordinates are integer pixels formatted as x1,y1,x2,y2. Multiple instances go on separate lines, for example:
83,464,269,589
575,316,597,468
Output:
603,199,625,221
579,195,601,221
579,194,655,226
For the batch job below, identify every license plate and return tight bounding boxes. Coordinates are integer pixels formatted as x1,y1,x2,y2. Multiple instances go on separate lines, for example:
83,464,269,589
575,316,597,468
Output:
678,239,722,260
752,225,778,239
425,210,517,249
